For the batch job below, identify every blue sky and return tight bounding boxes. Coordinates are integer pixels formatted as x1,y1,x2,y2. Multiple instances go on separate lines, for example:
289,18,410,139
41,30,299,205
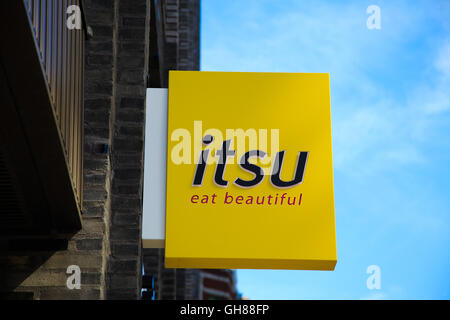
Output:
200,0,450,299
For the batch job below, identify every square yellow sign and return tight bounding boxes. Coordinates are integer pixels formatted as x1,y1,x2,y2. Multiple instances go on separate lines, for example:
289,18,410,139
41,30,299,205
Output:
165,71,337,270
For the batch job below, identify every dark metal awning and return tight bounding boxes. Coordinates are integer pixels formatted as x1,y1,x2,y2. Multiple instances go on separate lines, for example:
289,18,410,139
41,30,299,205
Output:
0,0,85,237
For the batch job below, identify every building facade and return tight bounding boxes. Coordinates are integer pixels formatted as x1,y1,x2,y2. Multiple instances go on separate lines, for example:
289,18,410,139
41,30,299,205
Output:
0,0,237,300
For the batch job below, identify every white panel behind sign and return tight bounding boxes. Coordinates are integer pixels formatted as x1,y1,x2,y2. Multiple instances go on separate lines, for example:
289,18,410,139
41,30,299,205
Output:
142,88,168,248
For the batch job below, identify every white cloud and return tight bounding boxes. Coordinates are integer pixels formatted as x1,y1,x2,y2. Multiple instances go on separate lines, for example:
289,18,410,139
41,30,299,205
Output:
435,41,450,77
333,36,450,175
203,1,450,176
202,1,450,300
417,41,450,115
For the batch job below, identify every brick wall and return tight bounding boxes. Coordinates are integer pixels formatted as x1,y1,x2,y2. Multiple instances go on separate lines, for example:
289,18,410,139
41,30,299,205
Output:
106,0,150,299
165,0,200,71
0,0,203,301
142,0,201,301
0,0,150,300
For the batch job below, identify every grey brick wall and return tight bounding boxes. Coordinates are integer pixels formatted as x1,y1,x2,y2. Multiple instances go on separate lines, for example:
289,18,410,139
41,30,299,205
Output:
142,0,201,301
106,0,150,300
165,0,200,71
0,0,202,301
0,0,150,300
142,248,162,299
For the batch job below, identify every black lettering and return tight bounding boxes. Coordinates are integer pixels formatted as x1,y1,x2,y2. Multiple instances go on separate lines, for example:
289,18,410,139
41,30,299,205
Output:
234,150,266,187
214,140,235,187
271,151,308,188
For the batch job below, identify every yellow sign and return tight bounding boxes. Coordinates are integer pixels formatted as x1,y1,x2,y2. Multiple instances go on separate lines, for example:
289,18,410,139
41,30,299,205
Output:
165,71,337,270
